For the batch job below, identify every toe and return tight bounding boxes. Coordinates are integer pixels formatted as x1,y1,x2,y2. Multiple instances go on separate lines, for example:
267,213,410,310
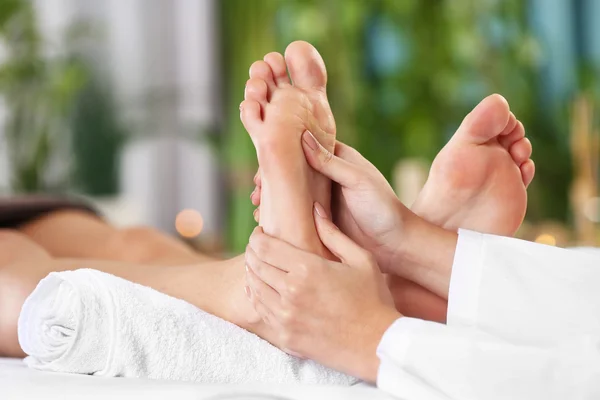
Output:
521,159,536,187
245,78,268,106
264,52,290,86
284,40,328,91
251,186,261,206
499,121,525,149
500,112,518,136
240,100,262,132
253,207,260,223
253,169,262,188
456,94,511,145
249,60,276,96
509,138,533,166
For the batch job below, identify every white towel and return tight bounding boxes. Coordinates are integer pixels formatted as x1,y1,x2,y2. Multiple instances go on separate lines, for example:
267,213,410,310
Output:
18,269,357,385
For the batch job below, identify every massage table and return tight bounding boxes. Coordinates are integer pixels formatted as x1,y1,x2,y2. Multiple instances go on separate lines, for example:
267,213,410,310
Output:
1,358,394,400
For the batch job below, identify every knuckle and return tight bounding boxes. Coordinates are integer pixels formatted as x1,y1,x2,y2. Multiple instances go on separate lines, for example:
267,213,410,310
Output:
279,308,296,327
253,236,271,259
285,280,309,306
249,258,262,275
285,284,299,299
321,223,339,238
320,147,333,164
296,262,310,278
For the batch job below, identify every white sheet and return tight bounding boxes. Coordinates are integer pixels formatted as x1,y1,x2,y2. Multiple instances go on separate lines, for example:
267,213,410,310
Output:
0,358,393,400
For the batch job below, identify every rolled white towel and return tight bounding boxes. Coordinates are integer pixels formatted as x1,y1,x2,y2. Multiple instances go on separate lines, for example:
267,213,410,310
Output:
18,269,357,385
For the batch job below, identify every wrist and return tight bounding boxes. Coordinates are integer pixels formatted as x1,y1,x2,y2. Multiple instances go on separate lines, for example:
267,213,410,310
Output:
355,307,402,383
389,212,457,299
374,199,412,274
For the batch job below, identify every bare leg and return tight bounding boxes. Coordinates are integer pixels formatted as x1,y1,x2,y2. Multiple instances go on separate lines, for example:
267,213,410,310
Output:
0,229,187,357
18,210,212,265
0,231,51,357
241,41,336,259
0,228,251,356
1,42,339,355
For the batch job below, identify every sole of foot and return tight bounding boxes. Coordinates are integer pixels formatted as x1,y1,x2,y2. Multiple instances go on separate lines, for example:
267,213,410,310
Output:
412,93,534,236
236,41,338,325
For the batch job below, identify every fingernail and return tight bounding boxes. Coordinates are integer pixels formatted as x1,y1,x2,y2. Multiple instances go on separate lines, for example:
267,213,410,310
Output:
314,202,327,219
245,286,251,298
302,131,318,151
239,103,243,111
245,264,250,273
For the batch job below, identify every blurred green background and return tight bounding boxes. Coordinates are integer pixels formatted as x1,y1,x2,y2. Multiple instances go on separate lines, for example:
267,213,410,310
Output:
1,0,599,253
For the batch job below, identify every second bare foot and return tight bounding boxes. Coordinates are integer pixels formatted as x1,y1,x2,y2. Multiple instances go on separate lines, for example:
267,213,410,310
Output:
412,94,534,235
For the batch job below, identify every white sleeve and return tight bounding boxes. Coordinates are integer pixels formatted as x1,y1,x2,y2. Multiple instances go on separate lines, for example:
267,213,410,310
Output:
447,229,600,344
377,317,600,400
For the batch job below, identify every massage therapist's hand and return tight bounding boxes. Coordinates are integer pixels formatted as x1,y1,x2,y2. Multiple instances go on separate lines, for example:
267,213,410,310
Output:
251,133,409,273
244,203,401,382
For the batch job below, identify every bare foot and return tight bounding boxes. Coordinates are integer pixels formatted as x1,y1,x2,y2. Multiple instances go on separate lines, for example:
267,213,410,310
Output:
195,41,335,329
240,41,336,257
412,94,534,235
389,94,535,321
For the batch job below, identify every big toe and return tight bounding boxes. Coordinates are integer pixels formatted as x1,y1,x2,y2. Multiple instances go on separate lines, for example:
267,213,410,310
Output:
284,41,328,91
456,94,511,144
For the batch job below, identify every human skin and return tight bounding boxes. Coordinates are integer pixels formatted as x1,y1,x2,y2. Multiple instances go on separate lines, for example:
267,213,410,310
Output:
251,93,534,321
245,202,459,382
245,134,461,381
0,42,357,358
0,43,535,378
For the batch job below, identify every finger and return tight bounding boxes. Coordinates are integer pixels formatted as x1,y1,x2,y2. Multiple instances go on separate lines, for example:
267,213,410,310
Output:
253,207,260,223
313,202,372,267
249,227,321,273
301,131,364,189
246,245,288,293
246,264,282,313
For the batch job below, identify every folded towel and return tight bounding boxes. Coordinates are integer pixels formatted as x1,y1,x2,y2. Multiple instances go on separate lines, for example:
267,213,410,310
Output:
18,269,357,385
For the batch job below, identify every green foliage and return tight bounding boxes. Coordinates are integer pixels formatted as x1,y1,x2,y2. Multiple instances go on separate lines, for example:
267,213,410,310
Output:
220,0,581,250
220,0,279,252
0,0,87,192
71,75,125,196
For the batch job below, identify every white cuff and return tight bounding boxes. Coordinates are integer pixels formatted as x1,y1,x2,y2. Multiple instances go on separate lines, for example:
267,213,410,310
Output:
446,229,485,328
376,317,418,392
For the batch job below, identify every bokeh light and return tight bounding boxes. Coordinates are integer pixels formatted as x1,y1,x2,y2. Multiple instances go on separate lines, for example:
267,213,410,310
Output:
175,209,204,238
